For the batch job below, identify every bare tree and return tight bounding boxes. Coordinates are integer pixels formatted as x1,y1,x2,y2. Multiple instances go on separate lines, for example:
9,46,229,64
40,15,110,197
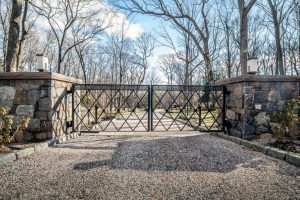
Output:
157,22,203,84
145,70,162,85
238,0,257,75
31,0,111,73
159,54,180,85
259,0,296,75
131,33,155,84
0,0,10,70
217,2,237,78
5,0,29,72
115,0,218,83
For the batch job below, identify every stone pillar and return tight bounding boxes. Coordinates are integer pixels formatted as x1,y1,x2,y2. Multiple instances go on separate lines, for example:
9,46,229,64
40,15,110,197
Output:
0,72,82,142
217,75,300,139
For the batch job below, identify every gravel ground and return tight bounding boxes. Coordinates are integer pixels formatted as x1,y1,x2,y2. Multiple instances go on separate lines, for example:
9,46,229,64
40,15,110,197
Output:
0,132,300,200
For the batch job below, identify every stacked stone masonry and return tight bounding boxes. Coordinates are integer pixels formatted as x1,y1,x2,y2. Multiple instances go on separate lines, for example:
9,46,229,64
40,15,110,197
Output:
217,75,300,139
0,72,82,142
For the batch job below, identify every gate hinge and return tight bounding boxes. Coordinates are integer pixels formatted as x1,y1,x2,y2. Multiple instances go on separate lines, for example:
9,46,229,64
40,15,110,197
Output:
224,87,230,95
66,121,73,128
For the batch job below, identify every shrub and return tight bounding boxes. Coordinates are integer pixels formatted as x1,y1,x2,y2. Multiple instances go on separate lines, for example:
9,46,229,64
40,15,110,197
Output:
269,99,300,139
0,107,29,146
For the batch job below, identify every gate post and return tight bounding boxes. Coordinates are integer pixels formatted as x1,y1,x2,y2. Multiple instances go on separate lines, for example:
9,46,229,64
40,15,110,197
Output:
71,84,75,133
222,86,227,132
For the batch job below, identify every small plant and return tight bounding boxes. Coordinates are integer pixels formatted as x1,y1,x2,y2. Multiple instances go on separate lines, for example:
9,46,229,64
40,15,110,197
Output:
81,96,93,108
269,99,300,140
0,107,30,147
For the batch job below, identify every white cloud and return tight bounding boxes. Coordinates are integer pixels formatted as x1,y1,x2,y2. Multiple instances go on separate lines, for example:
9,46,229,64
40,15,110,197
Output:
126,23,144,39
106,12,144,39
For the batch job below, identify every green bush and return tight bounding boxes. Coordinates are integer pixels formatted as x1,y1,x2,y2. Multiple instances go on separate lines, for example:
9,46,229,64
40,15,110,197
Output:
0,107,29,146
269,99,300,139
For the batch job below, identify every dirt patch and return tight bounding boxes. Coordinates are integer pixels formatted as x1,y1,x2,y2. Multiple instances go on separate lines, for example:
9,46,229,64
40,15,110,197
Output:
0,146,12,154
268,140,300,153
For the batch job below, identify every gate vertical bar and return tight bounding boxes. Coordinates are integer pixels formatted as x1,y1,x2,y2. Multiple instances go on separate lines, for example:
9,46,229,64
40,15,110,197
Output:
222,86,226,132
71,84,75,132
150,85,154,131
147,85,152,131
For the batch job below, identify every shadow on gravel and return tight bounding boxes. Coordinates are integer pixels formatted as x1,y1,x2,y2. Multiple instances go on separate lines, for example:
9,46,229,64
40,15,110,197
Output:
73,135,260,173
74,159,111,170
54,146,117,151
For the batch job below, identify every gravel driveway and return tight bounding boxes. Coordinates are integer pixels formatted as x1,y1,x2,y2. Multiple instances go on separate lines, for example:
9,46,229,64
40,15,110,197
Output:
0,132,299,200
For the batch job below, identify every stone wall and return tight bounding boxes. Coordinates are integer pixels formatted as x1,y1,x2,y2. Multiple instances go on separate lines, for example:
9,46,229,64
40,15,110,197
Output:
217,75,300,139
0,72,82,142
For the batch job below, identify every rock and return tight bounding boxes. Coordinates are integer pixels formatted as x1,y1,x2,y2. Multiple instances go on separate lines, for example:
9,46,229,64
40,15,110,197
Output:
229,128,242,138
254,104,262,110
251,142,269,154
0,153,17,165
243,86,253,94
280,91,293,100
226,109,236,120
14,90,28,105
232,84,242,96
39,98,52,111
267,89,280,102
0,80,11,87
24,84,40,90
34,142,48,152
0,101,14,109
276,101,286,111
16,105,34,117
270,123,281,134
16,147,35,159
286,153,300,167
217,132,231,140
244,94,254,109
24,131,34,142
58,135,67,143
27,118,41,132
281,82,295,90
259,133,273,140
35,111,49,120
246,116,254,124
35,132,48,140
27,90,40,106
240,139,253,148
254,91,267,104
266,148,287,160
256,125,269,134
40,86,50,98
47,132,53,139
40,121,52,131
243,124,256,136
255,112,269,125
230,136,242,144
0,86,16,101
14,130,24,143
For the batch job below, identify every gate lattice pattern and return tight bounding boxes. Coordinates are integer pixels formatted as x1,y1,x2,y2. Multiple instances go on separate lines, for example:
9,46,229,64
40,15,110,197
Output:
151,85,225,132
72,84,150,132
71,84,225,132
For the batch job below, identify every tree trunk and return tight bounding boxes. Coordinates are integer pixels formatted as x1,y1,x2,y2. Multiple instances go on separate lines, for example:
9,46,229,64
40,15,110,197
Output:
5,0,27,72
268,0,284,75
57,46,62,73
226,37,232,78
240,11,248,75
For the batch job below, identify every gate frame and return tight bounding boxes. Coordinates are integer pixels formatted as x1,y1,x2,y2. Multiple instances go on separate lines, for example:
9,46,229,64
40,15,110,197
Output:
70,84,226,133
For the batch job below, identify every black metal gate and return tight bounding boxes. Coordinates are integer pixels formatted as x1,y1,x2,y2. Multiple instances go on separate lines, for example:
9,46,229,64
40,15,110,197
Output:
71,84,225,132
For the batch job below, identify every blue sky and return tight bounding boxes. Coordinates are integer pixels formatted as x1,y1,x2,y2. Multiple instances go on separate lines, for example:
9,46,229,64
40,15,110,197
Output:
127,13,174,77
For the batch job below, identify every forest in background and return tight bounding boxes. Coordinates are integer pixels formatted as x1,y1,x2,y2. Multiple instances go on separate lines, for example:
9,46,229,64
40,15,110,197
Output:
0,0,299,85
